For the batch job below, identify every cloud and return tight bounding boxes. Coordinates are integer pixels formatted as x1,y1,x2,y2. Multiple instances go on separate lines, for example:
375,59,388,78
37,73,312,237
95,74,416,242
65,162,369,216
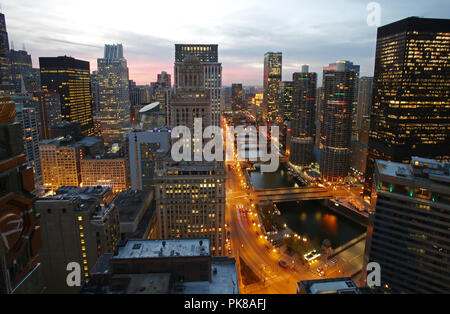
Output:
1,0,448,85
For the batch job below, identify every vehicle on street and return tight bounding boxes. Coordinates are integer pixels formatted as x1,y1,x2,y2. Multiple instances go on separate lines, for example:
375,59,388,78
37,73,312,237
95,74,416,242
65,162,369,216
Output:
279,260,289,269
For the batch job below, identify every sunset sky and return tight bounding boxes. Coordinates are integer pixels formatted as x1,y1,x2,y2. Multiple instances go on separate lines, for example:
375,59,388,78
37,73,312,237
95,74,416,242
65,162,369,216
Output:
2,0,449,86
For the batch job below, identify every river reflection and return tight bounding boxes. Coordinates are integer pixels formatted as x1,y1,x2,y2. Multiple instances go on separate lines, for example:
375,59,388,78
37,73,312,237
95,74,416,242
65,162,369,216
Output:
250,165,302,189
277,200,366,249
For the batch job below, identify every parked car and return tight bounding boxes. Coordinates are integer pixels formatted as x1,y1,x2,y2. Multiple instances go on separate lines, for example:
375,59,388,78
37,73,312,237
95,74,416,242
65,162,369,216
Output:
279,260,289,269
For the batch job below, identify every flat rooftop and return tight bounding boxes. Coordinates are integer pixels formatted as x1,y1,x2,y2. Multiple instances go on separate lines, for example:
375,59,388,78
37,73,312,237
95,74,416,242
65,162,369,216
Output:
377,157,450,186
299,278,358,294
113,239,211,260
113,190,153,223
172,258,239,294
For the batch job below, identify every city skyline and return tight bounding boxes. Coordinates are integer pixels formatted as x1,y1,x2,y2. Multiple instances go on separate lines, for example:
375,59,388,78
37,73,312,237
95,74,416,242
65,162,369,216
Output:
2,0,449,85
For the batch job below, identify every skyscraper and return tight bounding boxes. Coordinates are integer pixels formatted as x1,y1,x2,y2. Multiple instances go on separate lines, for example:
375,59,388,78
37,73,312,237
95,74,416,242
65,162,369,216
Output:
0,13,13,95
9,49,32,93
364,17,450,197
33,91,62,140
320,61,357,182
356,77,373,132
39,56,94,136
97,44,131,147
12,93,43,187
175,44,222,127
231,83,243,111
263,52,282,122
156,54,226,256
278,81,294,121
363,157,450,293
290,67,317,166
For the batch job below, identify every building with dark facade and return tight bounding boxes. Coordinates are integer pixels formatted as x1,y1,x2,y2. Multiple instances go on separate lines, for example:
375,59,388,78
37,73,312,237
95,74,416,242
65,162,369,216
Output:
320,62,357,182
39,56,94,136
263,52,282,122
363,157,450,293
81,239,239,294
0,97,43,294
231,83,243,111
9,49,32,93
278,81,294,121
364,17,450,197
0,13,14,95
36,186,120,293
290,67,317,166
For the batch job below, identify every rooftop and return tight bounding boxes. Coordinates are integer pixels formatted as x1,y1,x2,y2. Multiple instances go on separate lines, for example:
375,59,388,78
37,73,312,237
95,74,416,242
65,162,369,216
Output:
113,239,211,260
299,278,359,294
113,190,153,223
376,157,450,186
172,258,239,294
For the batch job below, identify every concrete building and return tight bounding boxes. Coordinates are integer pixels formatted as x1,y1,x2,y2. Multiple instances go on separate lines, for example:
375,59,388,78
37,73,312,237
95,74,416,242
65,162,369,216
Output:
39,136,104,191
155,160,227,256
127,128,171,191
297,278,381,294
33,91,62,140
278,81,294,121
0,97,43,294
356,77,373,132
12,93,43,187
81,239,239,294
320,61,358,182
36,186,120,293
290,68,317,166
80,153,129,195
175,44,222,127
113,190,157,239
363,157,450,293
9,49,33,93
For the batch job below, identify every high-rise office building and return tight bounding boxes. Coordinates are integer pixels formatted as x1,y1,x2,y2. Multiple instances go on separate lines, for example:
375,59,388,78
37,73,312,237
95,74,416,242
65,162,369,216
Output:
320,61,357,182
155,160,227,256
39,136,104,191
231,83,243,111
290,68,317,166
96,44,131,147
278,81,294,121
156,54,226,256
36,186,120,293
356,77,373,132
0,97,43,294
263,52,282,122
363,157,450,293
91,71,100,115
0,13,14,95
127,128,170,191
12,93,43,187
9,49,32,93
175,44,222,127
364,17,450,197
33,91,62,140
39,56,94,136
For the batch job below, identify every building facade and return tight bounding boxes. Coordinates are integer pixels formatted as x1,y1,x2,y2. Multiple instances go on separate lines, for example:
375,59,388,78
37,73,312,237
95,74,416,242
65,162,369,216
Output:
263,52,282,122
320,62,357,182
363,157,450,293
97,44,131,147
39,56,94,136
36,186,120,293
175,44,222,127
364,17,450,197
290,68,317,166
